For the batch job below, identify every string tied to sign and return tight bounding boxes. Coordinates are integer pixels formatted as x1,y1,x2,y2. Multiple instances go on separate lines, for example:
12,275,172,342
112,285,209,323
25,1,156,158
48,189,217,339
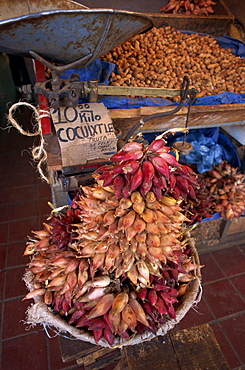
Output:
7,101,50,183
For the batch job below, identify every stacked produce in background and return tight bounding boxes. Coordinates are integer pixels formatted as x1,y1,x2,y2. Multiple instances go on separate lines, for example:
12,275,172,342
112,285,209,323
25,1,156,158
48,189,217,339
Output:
200,161,245,219
159,0,216,15
179,174,215,224
23,136,203,346
101,26,245,99
171,160,245,223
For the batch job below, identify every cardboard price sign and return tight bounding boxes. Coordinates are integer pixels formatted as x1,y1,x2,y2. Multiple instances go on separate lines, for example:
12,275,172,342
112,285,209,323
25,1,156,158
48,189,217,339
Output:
51,103,117,167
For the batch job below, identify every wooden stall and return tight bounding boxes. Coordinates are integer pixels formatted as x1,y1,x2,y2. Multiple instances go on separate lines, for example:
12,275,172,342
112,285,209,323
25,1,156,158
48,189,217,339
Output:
80,0,234,35
58,324,230,369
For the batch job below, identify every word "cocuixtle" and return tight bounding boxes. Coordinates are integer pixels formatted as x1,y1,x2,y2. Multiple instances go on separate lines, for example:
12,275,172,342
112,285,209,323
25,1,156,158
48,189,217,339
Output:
57,123,115,142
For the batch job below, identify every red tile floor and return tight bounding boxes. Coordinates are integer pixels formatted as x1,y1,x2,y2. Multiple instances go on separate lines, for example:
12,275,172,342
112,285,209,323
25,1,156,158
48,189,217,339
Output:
0,53,245,369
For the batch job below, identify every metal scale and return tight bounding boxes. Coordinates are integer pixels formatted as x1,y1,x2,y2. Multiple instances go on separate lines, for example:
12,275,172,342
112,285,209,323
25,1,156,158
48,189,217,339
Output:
0,5,197,206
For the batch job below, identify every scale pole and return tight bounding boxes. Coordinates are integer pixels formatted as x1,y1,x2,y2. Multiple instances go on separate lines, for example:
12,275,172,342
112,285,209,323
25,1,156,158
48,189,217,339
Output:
34,59,52,135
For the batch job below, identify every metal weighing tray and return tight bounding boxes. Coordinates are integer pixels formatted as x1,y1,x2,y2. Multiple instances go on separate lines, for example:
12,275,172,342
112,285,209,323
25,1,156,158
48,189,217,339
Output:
0,0,88,21
0,9,153,66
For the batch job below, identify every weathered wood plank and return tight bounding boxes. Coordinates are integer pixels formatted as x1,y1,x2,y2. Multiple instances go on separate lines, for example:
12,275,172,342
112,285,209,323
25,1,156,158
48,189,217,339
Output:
124,335,181,370
169,324,230,370
58,335,104,363
110,103,245,120
80,349,122,369
226,216,245,235
59,334,122,369
124,324,229,370
113,352,129,370
111,103,245,135
77,347,119,366
224,0,245,28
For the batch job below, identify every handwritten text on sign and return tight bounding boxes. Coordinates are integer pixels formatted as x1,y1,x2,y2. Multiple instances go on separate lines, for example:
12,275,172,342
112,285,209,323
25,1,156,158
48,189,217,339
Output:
51,103,117,167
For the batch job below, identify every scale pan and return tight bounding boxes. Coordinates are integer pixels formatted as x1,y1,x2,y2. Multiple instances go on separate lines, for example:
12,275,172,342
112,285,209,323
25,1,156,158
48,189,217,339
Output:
0,9,153,65
0,0,88,21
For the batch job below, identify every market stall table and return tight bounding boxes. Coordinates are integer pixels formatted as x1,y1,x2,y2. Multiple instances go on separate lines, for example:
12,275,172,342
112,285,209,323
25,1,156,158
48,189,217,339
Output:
58,324,230,369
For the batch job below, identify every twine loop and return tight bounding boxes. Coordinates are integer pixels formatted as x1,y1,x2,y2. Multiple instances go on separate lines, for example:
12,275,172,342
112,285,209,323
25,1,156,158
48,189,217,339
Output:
7,101,50,183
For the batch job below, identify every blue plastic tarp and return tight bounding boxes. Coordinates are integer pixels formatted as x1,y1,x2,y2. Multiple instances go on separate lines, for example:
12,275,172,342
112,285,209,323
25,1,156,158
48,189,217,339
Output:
193,92,245,106
144,127,241,173
60,59,116,85
98,91,245,108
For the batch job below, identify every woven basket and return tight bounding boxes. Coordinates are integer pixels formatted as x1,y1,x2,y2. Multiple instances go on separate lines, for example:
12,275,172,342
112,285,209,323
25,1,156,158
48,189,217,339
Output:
23,234,202,348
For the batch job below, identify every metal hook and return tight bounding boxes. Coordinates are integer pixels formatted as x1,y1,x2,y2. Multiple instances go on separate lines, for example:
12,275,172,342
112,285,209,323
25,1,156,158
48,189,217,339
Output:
172,89,196,155
124,76,195,143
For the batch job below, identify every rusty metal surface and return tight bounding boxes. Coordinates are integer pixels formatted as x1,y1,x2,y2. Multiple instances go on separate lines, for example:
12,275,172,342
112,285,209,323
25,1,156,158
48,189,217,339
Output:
0,9,153,65
0,0,88,21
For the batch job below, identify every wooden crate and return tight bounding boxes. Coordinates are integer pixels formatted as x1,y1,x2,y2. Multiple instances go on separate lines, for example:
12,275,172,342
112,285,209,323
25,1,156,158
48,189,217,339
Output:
145,0,234,36
190,214,245,254
224,0,245,28
225,215,245,235
79,0,234,36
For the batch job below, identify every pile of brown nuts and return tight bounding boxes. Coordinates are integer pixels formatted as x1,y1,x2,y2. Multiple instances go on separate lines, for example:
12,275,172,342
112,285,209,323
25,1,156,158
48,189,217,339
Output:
101,26,245,99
